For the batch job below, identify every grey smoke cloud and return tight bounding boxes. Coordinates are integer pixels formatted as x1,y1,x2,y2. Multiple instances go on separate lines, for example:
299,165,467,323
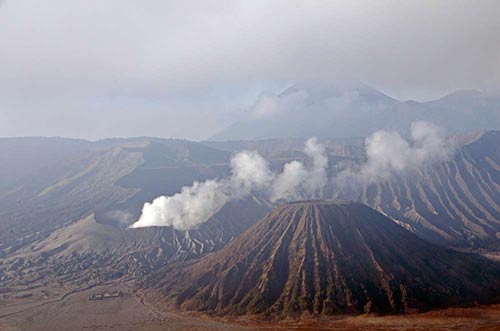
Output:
1,1,499,139
131,138,327,230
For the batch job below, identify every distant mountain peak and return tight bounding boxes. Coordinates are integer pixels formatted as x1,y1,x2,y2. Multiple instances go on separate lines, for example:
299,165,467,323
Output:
210,83,401,141
434,89,483,102
278,81,397,101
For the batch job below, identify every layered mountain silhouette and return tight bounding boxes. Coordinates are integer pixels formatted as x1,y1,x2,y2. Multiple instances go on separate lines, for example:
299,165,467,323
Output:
152,200,500,317
212,83,500,141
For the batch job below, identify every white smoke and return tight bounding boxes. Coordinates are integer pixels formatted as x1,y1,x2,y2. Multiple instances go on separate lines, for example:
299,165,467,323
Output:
339,121,452,185
303,137,329,193
130,180,227,231
130,137,328,230
271,137,328,202
272,161,308,201
229,150,275,195
130,123,450,230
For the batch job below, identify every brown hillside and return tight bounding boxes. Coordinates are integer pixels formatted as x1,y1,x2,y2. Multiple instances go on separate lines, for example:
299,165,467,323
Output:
151,200,500,317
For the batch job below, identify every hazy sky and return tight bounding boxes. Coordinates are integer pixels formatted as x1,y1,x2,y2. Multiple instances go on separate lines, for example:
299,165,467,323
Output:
1,1,499,140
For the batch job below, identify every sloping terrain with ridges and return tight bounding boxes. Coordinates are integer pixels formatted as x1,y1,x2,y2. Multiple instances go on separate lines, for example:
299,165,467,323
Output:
151,201,500,317
343,131,500,249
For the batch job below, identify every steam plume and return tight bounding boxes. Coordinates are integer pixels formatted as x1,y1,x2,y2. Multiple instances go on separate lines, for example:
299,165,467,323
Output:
131,137,328,230
131,122,449,230
271,137,328,201
338,121,452,185
229,150,275,195
130,180,227,231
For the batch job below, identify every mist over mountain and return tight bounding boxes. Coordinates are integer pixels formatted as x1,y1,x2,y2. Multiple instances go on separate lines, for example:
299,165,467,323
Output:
212,84,500,141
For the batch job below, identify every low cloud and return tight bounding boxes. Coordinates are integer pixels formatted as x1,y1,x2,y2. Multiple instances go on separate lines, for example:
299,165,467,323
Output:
2,2,499,139
248,90,308,120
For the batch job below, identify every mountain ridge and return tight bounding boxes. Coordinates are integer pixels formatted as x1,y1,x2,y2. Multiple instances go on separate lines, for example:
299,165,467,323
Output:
211,85,500,141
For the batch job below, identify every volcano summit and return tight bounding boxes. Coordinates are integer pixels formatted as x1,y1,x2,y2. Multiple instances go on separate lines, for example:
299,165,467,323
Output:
151,200,500,317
